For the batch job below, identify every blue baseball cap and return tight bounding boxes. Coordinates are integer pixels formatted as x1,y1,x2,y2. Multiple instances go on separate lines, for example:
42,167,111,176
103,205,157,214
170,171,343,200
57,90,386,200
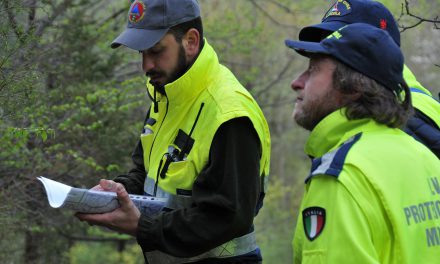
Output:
299,0,400,46
111,0,200,51
286,23,404,93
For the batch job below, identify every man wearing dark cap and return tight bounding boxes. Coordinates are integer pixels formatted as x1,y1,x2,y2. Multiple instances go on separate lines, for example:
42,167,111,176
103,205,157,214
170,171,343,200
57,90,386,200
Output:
298,0,440,158
285,23,440,263
76,0,271,263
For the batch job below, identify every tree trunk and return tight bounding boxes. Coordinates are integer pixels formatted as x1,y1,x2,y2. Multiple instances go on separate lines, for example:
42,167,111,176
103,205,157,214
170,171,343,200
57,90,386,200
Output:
24,230,39,264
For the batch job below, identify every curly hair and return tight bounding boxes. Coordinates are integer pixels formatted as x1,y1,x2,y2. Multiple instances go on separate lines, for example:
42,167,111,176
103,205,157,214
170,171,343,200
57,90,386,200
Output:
332,59,413,128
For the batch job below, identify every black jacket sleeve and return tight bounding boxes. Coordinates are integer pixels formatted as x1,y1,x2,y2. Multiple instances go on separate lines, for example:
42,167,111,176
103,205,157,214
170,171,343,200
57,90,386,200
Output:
136,117,262,257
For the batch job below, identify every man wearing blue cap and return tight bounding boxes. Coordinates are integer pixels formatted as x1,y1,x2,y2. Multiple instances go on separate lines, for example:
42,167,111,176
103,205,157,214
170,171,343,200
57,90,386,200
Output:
76,0,271,263
285,23,440,263
299,0,440,158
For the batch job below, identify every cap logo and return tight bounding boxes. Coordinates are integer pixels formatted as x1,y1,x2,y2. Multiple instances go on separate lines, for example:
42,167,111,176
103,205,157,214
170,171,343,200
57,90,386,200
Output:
323,0,352,20
380,19,387,30
303,207,326,241
128,1,146,24
326,29,343,40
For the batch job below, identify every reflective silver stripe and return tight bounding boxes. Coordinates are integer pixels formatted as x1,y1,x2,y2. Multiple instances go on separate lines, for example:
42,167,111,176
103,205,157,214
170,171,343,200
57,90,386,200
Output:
306,134,361,183
144,231,258,264
311,150,337,176
144,176,156,196
144,176,193,209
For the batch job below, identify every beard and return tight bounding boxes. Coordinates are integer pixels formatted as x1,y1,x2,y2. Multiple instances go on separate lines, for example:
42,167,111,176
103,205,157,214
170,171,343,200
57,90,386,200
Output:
147,44,189,92
167,44,189,85
293,88,343,131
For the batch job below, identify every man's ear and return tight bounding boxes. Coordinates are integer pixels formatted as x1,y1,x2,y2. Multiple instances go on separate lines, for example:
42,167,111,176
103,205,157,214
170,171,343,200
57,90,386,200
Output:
182,28,200,60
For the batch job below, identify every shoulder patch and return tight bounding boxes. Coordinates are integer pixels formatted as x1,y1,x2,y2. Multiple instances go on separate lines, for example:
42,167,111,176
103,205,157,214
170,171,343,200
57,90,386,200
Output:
305,133,362,183
303,207,326,241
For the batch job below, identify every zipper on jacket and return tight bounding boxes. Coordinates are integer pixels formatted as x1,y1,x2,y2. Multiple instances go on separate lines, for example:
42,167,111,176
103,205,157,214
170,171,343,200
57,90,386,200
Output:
149,92,169,196
148,94,169,162
154,158,163,196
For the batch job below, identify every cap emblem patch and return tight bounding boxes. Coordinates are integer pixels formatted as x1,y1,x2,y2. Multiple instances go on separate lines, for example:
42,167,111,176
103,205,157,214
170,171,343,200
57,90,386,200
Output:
380,19,387,30
323,0,352,20
327,30,343,40
129,1,146,24
303,207,326,241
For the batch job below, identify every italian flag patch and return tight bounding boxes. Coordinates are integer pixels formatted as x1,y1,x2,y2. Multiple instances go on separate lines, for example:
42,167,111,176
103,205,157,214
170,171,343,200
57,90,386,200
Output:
302,207,326,241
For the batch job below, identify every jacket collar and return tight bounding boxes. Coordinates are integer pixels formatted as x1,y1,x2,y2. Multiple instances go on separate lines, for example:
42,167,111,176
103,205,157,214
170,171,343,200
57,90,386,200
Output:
146,39,219,106
305,108,387,158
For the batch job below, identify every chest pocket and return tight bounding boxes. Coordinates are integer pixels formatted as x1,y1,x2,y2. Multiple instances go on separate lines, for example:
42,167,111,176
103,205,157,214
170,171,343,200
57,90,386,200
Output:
159,158,197,194
156,129,198,194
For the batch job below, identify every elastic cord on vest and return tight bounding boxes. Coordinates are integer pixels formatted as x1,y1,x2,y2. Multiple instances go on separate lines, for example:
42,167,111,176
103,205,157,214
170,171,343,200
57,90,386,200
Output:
178,103,205,160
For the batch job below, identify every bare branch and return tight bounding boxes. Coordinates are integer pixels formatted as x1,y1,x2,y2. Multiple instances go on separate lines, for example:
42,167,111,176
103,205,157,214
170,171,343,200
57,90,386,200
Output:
260,98,293,108
35,0,74,37
255,58,294,100
3,0,26,44
399,0,440,32
248,0,298,28
58,230,132,243
97,7,127,28
27,0,37,35
266,0,296,15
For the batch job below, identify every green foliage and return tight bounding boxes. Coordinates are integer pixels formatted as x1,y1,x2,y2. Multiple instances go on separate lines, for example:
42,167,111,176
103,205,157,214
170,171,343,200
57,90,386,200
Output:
69,227,143,263
70,242,143,264
255,177,295,263
0,0,144,262
6,127,55,142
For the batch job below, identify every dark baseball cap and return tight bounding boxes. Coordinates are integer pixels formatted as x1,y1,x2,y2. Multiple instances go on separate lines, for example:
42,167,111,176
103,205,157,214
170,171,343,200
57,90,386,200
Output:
111,0,200,51
299,0,400,46
286,23,404,93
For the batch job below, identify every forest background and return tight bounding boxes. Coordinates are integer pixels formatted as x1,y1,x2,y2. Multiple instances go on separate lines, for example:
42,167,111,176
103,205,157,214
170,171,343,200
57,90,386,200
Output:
1,0,439,263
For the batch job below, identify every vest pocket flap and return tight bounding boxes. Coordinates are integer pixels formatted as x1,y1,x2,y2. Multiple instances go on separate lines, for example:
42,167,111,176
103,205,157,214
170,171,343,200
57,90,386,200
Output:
161,159,197,193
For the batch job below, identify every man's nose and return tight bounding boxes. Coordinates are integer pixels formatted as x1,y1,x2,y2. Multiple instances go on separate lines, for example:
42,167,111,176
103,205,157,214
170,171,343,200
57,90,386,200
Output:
291,73,305,92
142,53,154,73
